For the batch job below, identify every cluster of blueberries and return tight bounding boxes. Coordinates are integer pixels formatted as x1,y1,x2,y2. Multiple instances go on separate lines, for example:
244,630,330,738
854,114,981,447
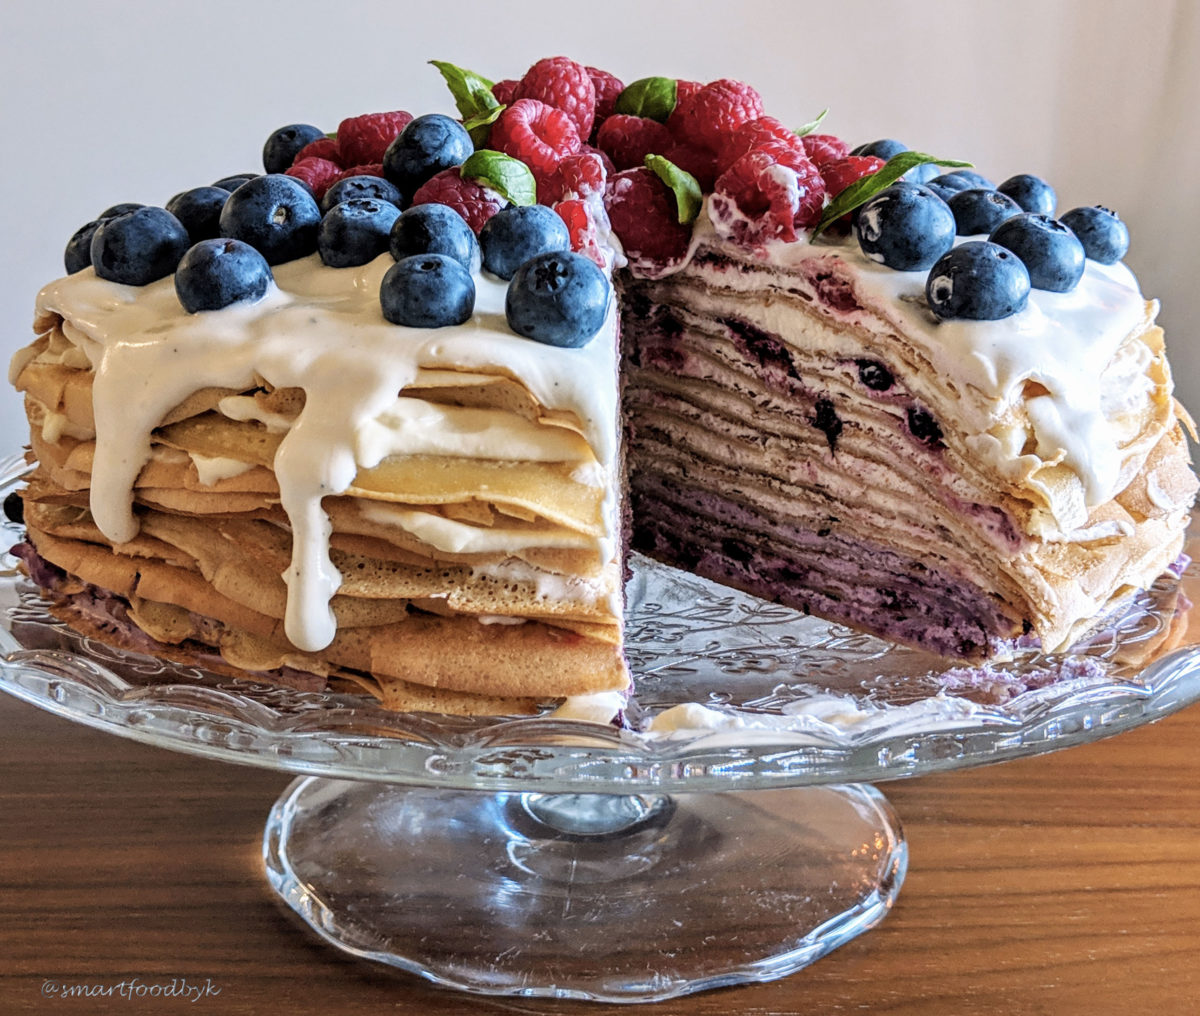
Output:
62,114,610,349
849,139,1130,321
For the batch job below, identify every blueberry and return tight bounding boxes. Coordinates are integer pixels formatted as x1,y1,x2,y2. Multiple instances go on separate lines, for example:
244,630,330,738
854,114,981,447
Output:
927,173,977,196
174,238,274,312
1059,206,1130,264
945,169,995,190
318,198,401,268
65,219,108,274
855,182,955,271
850,138,908,160
856,360,894,391
218,174,321,264
907,406,943,446
320,174,403,215
948,188,1022,235
90,206,191,286
98,202,145,218
263,124,325,174
480,205,571,280
382,114,473,197
998,174,1056,216
989,213,1085,292
165,186,230,243
390,203,480,273
925,241,1031,320
505,251,611,348
380,254,475,327
905,162,940,184
3,490,23,525
212,173,260,192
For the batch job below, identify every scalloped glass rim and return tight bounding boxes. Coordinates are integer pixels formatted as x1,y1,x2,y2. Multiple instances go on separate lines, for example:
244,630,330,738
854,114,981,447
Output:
2,450,1199,792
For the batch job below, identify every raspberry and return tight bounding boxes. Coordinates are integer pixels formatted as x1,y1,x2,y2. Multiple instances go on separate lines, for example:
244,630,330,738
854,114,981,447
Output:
293,136,342,167
802,133,850,168
711,141,825,245
585,66,625,125
662,142,719,193
336,111,413,168
490,99,581,194
674,80,702,106
581,144,616,178
492,78,519,106
554,198,605,266
718,116,805,174
286,157,343,200
543,152,608,205
595,114,674,171
515,56,597,142
333,163,386,183
820,155,885,198
604,167,692,276
410,167,507,234
669,79,764,153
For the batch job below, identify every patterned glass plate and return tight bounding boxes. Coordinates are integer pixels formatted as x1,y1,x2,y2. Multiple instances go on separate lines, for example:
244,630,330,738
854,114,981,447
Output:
2,450,1199,792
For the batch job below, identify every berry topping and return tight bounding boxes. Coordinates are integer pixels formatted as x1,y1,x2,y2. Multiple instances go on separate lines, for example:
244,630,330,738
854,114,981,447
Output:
554,198,605,266
585,65,625,126
820,155,886,199
542,151,608,204
925,241,1031,320
3,490,23,525
717,116,805,174
998,174,1056,216
390,203,480,273
670,78,764,152
166,186,230,244
595,114,674,171
661,142,719,193
99,202,146,218
855,182,955,271
948,188,1022,235
174,238,273,312
479,204,570,280
212,174,260,193
64,219,107,274
319,174,403,215
293,137,342,166
515,56,597,142
90,207,191,286
801,133,850,167
285,157,342,200
505,250,611,348
380,254,475,328
925,170,993,202
492,79,519,106
318,198,402,268
218,174,322,264
711,141,825,245
605,166,693,275
989,213,1085,292
1059,205,1130,264
336,111,414,168
850,138,908,161
409,167,507,234
382,114,474,200
856,360,894,391
490,99,582,195
263,124,325,175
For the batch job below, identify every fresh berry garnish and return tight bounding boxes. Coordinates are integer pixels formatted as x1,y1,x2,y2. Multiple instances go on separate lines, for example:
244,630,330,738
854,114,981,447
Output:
595,114,674,171
820,155,885,199
585,66,625,126
1059,206,1130,264
490,99,582,194
166,186,230,243
263,124,325,174
850,138,908,160
218,174,322,264
856,182,955,271
717,116,804,174
801,133,850,167
492,79,519,105
99,202,145,218
336,111,414,168
989,213,1085,291
515,56,597,142
380,254,475,327
948,188,1022,235
211,174,260,193
318,198,402,268
925,241,1031,320
390,203,481,273
661,142,718,192
670,79,765,152
711,141,825,245
292,137,342,166
409,167,507,234
334,163,386,182
505,250,610,347
554,199,605,266
174,238,273,312
604,166,692,275
998,174,1056,216
580,144,616,178
319,174,403,215
65,219,107,274
479,204,570,279
285,157,343,200
543,151,607,204
383,113,474,199
90,207,191,286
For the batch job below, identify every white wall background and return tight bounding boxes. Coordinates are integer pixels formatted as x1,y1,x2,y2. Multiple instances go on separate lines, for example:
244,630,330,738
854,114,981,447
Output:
2,0,1198,445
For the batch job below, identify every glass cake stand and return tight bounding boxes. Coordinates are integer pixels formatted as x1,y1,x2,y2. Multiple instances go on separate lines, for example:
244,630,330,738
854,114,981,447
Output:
3,451,1200,1003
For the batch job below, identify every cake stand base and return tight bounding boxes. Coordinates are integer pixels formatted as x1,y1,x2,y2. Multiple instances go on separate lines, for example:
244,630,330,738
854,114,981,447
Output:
262,778,907,1003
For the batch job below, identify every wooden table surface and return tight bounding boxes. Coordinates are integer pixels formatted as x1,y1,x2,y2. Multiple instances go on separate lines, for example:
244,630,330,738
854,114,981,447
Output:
2,691,1199,1016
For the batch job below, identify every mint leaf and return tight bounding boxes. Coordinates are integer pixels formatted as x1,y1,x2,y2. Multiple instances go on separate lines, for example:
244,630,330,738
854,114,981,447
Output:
645,154,702,225
460,150,536,207
793,109,829,137
462,104,505,133
615,77,678,122
430,60,499,121
812,151,973,238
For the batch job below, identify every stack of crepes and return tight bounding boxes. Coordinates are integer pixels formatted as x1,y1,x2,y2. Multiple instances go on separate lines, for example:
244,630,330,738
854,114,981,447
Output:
9,255,627,714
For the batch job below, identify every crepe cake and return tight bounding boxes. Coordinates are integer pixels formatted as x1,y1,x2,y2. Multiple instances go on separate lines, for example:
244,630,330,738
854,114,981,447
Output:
8,57,1198,716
